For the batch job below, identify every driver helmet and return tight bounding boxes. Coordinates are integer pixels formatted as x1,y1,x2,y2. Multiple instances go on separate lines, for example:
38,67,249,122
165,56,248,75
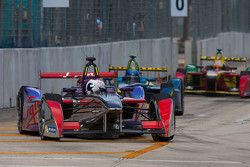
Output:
125,69,140,84
86,79,105,95
214,49,225,69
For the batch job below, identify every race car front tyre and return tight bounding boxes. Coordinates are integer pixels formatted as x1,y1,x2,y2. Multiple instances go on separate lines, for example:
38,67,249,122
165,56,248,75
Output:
152,134,174,142
43,93,63,104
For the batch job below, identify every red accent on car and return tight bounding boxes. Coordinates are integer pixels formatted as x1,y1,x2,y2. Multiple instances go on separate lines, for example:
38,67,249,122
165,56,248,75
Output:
240,75,250,97
63,122,80,130
27,96,36,103
25,101,41,129
176,72,185,81
40,72,118,79
121,98,146,103
187,72,204,76
158,98,173,136
142,121,163,129
62,99,74,104
46,100,64,137
223,73,239,77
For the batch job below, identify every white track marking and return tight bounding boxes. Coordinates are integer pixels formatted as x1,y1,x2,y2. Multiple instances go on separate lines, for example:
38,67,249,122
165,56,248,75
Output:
0,157,242,164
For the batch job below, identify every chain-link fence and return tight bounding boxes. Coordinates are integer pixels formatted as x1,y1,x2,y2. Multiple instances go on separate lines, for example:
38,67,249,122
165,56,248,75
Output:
0,0,250,48
42,0,175,46
190,0,250,40
0,0,42,48
0,0,174,48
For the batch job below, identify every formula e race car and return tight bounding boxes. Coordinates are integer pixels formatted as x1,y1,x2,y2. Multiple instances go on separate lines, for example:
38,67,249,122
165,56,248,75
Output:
109,55,184,120
176,49,249,97
17,57,175,141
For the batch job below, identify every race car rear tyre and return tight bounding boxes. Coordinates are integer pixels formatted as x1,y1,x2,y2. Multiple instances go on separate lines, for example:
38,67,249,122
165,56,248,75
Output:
17,87,26,134
17,111,24,134
149,101,174,142
176,79,184,116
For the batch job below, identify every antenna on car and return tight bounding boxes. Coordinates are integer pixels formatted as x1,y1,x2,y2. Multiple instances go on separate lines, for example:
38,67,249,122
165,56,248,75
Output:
130,55,136,60
86,57,96,65
216,48,223,54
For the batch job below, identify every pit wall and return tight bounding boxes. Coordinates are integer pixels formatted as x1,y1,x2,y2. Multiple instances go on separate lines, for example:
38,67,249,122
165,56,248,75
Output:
0,38,178,108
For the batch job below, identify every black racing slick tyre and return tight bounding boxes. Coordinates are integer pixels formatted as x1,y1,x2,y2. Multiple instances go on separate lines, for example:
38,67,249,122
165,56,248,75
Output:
149,100,174,142
240,71,250,76
176,68,186,75
17,87,27,134
152,134,174,142
43,93,63,104
176,79,184,116
38,93,62,141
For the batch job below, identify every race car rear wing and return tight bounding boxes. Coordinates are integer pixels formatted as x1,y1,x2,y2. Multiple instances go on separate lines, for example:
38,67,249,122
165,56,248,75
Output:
200,56,247,62
40,71,118,79
109,66,168,72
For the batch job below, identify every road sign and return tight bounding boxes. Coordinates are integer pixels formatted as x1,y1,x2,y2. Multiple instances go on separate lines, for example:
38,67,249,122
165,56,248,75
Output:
43,0,69,8
171,0,188,17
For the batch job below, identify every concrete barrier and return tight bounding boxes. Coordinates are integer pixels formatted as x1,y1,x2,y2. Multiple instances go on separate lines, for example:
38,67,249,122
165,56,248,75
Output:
0,38,177,108
0,50,3,107
197,32,250,67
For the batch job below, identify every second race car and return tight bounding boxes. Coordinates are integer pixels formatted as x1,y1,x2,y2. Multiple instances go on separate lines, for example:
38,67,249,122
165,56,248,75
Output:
109,55,184,117
176,49,249,97
17,57,175,141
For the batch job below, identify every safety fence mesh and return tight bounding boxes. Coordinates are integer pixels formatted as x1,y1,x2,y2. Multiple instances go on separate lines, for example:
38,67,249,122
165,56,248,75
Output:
0,0,250,48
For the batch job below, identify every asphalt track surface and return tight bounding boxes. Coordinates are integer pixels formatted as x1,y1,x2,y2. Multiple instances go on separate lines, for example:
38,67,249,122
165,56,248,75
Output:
0,95,250,167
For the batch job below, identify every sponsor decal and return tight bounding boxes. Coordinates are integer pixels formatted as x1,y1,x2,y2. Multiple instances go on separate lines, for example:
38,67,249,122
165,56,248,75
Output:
63,72,70,78
47,126,57,133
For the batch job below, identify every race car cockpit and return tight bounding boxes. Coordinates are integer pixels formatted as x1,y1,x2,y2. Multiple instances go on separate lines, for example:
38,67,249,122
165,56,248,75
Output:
122,55,141,84
81,57,106,95
213,49,226,69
